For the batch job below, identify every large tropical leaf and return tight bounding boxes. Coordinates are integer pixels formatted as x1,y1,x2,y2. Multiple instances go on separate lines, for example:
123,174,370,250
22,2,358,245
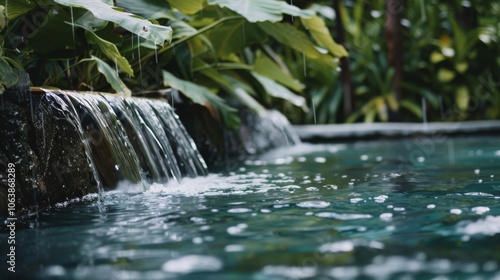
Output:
0,58,18,94
54,0,172,45
162,71,240,129
207,0,313,22
167,0,205,15
116,0,174,19
253,53,304,92
301,15,348,57
85,30,133,76
86,56,132,96
252,73,308,111
200,68,266,114
4,0,36,20
257,21,323,60
205,19,267,58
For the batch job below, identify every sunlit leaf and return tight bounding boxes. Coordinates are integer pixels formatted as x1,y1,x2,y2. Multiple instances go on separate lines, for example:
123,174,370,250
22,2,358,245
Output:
301,15,348,57
54,0,172,45
4,0,36,20
430,51,445,63
437,68,455,83
87,55,131,96
167,0,205,15
455,86,469,110
207,0,313,22
455,62,468,74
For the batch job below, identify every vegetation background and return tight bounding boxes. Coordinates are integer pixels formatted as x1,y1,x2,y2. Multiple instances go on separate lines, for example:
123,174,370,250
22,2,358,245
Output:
1,0,499,127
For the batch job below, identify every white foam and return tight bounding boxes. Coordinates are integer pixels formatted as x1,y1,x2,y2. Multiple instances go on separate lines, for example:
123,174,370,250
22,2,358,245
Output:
162,255,223,274
460,216,500,236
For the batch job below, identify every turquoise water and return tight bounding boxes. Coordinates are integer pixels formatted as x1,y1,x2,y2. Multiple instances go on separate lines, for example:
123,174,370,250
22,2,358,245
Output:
3,136,500,279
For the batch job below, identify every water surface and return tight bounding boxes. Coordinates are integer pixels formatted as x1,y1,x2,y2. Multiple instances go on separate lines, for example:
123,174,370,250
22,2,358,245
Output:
3,136,500,279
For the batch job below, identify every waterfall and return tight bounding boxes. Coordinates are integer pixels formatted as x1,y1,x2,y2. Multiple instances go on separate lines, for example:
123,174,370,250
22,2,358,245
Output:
35,90,208,192
1,84,299,215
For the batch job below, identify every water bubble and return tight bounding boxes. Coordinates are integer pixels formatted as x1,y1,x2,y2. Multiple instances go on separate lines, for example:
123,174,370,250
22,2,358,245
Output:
350,198,363,204
162,255,223,274
360,154,369,161
380,213,393,221
314,157,326,163
450,209,462,215
227,223,247,235
474,169,480,175
495,150,500,156
376,156,383,162
319,240,355,253
297,201,330,208
427,204,436,209
393,207,405,212
471,206,490,214
374,195,388,203
260,209,271,213
306,187,319,192
417,157,425,162
228,208,252,213
225,244,245,252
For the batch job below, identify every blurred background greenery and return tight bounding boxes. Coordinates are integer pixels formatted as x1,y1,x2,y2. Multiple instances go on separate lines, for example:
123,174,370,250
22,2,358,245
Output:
1,0,499,126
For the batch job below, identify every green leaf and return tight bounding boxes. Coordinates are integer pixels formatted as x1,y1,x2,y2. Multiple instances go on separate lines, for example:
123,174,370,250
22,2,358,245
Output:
437,68,455,83
167,0,205,15
207,0,313,22
206,19,267,58
0,5,6,30
455,86,469,111
200,68,266,114
86,55,131,96
116,0,174,19
54,0,172,45
4,0,36,20
75,11,109,31
400,100,423,119
85,30,133,76
252,73,308,111
162,71,240,129
257,21,322,60
301,14,348,57
0,58,19,94
253,52,304,92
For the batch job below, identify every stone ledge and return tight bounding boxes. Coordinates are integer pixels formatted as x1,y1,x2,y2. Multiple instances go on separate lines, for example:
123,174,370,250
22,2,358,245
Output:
294,121,500,142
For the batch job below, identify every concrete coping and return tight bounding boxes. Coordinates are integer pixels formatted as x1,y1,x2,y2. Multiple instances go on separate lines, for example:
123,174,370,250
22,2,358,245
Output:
294,121,500,142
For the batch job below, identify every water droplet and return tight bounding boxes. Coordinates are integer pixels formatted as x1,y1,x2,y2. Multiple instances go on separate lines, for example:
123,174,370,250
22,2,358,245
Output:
474,169,480,175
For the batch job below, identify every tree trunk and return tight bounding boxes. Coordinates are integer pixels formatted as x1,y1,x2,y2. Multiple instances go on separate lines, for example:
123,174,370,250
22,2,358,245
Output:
385,0,403,120
333,0,353,121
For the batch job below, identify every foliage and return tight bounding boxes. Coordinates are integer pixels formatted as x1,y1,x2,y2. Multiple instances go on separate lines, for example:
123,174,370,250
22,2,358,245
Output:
0,0,347,129
286,0,500,123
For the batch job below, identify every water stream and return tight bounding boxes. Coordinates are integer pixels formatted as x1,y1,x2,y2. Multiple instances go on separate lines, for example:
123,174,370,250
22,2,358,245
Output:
2,134,499,279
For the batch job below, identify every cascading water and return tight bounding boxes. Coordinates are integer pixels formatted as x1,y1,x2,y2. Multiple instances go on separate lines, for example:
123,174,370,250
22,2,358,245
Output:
1,89,209,214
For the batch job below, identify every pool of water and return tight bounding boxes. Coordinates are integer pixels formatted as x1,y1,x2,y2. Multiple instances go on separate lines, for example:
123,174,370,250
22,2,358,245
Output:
3,136,500,279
